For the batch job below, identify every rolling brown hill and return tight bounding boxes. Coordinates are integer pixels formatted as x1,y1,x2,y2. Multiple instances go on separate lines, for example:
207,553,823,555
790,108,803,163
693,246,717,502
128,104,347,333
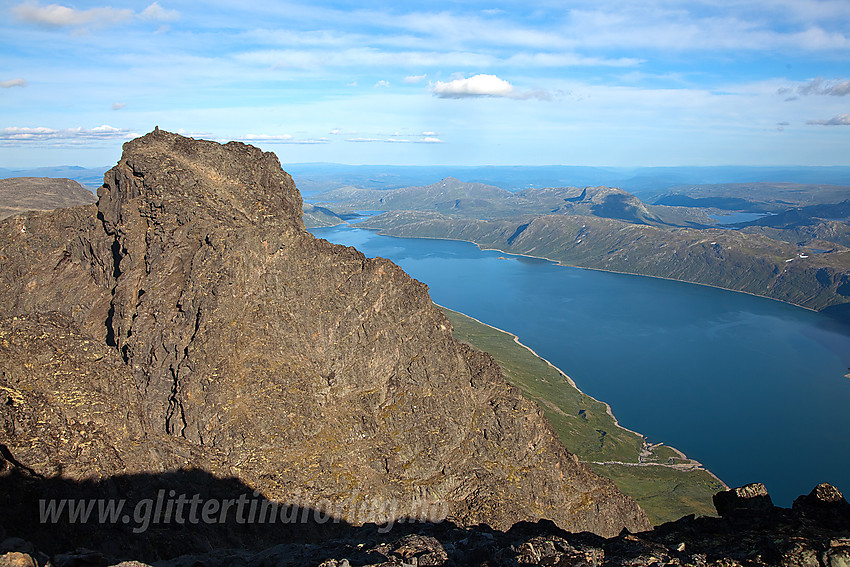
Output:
0,176,95,220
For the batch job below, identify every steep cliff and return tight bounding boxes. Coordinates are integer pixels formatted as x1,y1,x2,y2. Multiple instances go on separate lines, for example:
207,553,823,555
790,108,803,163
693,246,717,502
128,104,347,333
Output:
0,129,648,545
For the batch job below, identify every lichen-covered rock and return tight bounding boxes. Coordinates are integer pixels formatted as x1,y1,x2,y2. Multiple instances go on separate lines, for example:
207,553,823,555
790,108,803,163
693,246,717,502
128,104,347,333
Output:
0,130,648,550
0,552,36,567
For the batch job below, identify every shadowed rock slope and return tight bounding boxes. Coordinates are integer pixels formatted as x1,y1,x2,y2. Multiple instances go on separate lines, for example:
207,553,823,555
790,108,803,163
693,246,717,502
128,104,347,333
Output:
0,129,648,539
0,467,847,567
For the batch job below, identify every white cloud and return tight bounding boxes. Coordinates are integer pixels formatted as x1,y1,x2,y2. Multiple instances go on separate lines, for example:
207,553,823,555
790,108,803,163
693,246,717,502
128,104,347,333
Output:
12,1,177,29
344,134,443,143
433,74,515,98
12,1,134,28
241,48,494,72
795,77,850,96
0,125,133,145
111,102,126,110
807,114,850,125
235,44,636,75
354,4,849,54
433,74,549,100
244,3,846,55
237,134,329,144
89,125,123,134
567,5,850,51
386,10,571,50
240,134,293,141
504,53,642,68
374,80,390,88
1,78,27,88
140,2,179,22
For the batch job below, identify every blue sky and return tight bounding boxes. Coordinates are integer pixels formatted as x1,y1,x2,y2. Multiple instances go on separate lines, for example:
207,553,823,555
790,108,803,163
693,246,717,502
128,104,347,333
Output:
1,0,849,167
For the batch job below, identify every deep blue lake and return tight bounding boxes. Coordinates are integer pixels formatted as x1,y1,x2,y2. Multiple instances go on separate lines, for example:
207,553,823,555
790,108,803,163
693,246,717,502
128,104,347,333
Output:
310,224,850,507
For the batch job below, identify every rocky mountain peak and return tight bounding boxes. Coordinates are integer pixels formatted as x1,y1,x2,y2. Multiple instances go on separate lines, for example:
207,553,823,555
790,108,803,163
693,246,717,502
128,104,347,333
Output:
0,130,649,546
98,128,304,235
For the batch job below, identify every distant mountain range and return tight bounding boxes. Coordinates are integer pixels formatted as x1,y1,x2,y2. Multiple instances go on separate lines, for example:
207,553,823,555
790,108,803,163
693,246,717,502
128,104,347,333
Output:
4,162,848,313
0,166,108,188
311,177,850,313
285,163,850,195
7,163,850,196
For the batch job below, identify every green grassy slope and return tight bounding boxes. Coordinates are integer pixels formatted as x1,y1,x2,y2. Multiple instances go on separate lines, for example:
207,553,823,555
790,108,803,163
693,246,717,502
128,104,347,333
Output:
439,306,726,525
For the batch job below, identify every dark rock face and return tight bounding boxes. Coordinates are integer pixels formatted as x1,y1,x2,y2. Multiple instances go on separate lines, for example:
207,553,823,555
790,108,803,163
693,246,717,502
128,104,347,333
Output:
0,130,648,546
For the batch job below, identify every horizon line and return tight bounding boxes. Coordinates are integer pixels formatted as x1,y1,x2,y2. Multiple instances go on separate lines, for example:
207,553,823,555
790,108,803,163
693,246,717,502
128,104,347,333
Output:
5,163,850,170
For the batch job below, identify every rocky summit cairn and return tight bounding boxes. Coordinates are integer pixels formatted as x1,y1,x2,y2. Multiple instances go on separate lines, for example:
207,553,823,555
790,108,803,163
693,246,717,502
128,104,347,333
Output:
0,130,648,557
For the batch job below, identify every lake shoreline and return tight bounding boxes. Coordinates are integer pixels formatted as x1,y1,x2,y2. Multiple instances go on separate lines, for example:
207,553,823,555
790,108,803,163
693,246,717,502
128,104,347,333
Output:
434,302,729,490
358,224,823,314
